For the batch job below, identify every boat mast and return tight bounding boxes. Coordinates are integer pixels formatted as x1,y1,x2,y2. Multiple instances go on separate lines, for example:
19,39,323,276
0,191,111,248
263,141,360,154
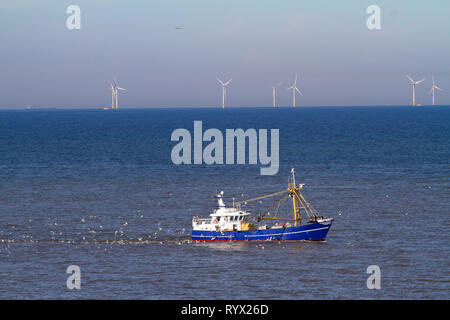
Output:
236,168,318,225
289,168,301,226
290,169,319,223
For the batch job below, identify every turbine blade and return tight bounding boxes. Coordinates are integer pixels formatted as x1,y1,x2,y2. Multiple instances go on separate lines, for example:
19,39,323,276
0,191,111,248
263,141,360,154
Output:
416,79,425,85
295,87,303,96
217,77,225,86
406,74,414,83
224,79,232,86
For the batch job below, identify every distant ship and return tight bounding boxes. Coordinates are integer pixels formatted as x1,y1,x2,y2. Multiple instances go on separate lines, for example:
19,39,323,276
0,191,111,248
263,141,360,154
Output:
192,169,334,241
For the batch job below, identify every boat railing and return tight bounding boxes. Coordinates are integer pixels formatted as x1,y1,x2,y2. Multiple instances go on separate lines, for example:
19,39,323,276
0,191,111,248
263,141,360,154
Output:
192,217,212,225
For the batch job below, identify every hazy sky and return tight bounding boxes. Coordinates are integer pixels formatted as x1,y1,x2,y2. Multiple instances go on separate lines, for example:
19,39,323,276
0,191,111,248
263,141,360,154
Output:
1,0,450,108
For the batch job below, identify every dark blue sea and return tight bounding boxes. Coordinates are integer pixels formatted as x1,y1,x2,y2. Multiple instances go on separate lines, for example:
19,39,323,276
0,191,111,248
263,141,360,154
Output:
0,106,449,299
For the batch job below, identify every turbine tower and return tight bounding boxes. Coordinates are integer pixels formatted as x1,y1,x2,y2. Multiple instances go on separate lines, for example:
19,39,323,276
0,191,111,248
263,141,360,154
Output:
287,74,302,107
406,74,425,107
430,75,442,106
217,77,232,109
111,78,127,111
272,82,282,107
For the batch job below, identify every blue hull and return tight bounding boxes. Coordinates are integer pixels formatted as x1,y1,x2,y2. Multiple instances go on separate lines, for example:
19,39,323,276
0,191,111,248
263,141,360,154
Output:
192,221,332,242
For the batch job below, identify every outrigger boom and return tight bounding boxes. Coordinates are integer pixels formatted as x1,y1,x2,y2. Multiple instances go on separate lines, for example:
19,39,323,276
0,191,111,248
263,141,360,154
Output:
236,169,320,225
192,168,334,242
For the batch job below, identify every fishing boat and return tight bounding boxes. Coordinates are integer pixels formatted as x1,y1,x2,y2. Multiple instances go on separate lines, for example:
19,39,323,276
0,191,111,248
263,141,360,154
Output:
192,168,334,242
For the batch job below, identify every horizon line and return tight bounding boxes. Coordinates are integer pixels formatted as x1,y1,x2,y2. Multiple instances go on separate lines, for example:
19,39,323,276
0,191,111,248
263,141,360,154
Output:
1,105,450,111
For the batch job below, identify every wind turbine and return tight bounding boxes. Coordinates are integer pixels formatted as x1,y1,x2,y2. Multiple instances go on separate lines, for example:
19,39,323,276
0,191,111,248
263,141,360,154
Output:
217,77,232,109
110,83,116,110
406,74,425,107
112,78,127,111
287,74,302,107
271,82,282,107
430,75,442,106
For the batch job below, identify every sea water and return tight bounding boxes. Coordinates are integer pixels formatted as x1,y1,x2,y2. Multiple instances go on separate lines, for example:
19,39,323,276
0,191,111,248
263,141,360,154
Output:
0,106,448,299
